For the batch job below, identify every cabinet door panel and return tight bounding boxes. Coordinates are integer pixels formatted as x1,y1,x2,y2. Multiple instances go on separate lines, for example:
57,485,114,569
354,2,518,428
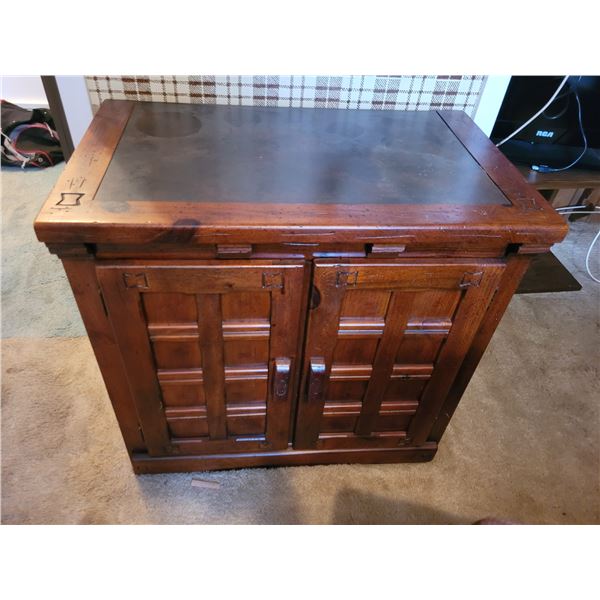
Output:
97,261,306,456
294,259,505,450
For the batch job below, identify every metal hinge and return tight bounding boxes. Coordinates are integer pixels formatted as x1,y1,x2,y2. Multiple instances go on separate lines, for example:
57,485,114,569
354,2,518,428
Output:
262,272,284,290
123,272,149,289
336,271,358,287
459,271,484,289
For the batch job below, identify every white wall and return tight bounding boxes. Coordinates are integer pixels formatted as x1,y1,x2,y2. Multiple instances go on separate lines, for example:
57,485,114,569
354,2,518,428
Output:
55,77,94,148
473,76,511,137
1,76,48,108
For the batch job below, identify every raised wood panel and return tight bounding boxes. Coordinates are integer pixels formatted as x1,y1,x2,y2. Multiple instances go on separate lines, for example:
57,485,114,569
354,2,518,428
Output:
151,339,203,370
165,403,266,438
225,378,268,404
315,432,409,451
408,290,462,322
328,380,370,403
97,261,306,455
321,400,418,434
340,289,391,318
395,333,446,364
160,379,206,408
221,292,271,320
143,292,197,323
333,339,380,364
223,339,269,366
167,414,210,438
383,376,429,402
294,259,505,449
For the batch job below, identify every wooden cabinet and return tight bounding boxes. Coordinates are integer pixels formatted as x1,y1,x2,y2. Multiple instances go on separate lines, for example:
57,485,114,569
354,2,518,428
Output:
96,261,306,457
35,101,567,473
295,260,504,450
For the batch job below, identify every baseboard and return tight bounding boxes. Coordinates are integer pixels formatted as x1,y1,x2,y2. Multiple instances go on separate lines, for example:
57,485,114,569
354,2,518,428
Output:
131,443,438,474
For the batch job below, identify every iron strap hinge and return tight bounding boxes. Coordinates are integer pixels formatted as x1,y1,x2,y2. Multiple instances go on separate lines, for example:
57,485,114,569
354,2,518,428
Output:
123,272,150,289
262,272,284,290
335,271,358,287
459,271,484,289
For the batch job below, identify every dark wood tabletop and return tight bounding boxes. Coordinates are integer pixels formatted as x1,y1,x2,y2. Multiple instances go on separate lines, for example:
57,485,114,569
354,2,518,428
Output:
95,102,509,207
35,100,567,248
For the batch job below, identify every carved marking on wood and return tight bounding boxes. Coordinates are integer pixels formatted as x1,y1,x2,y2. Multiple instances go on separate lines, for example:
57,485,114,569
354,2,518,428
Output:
67,176,87,190
123,272,149,289
335,271,358,287
56,192,84,206
262,272,284,289
459,271,484,289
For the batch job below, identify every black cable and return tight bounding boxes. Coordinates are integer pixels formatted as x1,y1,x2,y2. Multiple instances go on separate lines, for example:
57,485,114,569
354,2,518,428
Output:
531,84,588,173
542,93,570,120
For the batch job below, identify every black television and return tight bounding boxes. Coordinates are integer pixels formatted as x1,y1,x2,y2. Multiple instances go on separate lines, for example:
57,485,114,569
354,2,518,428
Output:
490,75,600,171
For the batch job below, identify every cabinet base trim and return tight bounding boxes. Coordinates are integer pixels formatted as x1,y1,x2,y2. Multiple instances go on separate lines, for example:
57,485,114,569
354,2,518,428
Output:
131,443,437,473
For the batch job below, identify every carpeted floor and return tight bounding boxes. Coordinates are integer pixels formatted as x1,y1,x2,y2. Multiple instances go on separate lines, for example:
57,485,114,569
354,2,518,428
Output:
1,164,599,524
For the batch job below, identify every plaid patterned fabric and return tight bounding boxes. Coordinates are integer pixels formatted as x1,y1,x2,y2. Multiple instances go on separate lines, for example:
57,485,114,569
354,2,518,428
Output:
86,75,486,116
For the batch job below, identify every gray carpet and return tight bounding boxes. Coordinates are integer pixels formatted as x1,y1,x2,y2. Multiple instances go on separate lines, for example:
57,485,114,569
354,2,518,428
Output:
1,164,599,524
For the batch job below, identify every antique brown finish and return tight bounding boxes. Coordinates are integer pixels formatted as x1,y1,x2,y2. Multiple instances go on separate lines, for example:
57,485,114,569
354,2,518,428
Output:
96,261,306,457
294,259,505,450
35,100,567,473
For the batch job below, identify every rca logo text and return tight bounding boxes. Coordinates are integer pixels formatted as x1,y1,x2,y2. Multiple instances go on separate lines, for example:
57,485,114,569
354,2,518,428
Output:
536,130,554,138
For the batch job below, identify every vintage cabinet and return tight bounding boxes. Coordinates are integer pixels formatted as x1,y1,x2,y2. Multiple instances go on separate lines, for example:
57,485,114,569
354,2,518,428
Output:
35,101,567,473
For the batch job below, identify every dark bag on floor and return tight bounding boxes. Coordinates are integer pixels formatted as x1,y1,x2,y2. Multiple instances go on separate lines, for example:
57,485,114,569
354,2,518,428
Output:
1,100,64,168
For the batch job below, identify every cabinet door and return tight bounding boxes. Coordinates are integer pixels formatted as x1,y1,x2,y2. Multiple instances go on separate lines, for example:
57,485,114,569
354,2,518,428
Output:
96,261,306,457
294,259,505,450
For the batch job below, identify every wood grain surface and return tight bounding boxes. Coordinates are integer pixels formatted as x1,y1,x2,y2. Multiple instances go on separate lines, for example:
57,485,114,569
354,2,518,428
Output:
34,101,567,249
36,102,569,473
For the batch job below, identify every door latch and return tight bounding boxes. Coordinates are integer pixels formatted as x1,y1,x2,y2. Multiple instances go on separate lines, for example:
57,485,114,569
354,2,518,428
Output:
459,271,484,289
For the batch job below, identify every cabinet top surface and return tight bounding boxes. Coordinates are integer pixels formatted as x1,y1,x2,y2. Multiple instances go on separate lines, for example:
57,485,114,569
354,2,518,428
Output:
35,100,567,247
95,102,508,207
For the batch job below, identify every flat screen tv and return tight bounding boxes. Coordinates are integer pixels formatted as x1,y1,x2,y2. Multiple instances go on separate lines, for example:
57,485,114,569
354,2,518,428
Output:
490,76,600,171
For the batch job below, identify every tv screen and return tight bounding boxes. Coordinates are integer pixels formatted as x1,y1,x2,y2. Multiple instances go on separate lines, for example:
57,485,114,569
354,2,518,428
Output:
490,76,600,171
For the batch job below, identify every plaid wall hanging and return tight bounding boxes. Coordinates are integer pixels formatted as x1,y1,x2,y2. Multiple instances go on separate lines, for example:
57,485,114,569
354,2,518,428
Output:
86,75,486,116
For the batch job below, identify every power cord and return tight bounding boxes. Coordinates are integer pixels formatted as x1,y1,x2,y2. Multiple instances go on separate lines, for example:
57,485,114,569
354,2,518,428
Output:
585,230,600,283
555,206,600,283
495,76,570,148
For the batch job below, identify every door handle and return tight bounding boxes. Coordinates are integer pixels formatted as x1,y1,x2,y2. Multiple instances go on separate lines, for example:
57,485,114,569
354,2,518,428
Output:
273,358,292,400
306,357,326,404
